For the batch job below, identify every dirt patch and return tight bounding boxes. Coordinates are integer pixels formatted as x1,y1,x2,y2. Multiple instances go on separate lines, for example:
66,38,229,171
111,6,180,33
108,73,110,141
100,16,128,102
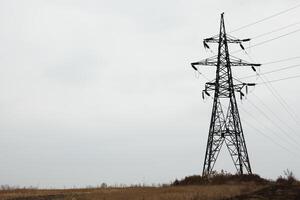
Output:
226,184,300,200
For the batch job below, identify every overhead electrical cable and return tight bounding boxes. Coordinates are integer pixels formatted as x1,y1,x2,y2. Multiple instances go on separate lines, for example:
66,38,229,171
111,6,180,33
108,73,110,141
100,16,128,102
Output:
252,21,300,39
256,74,300,84
262,56,300,65
239,63,300,79
256,74,300,125
239,106,300,156
248,28,300,48
231,28,300,54
250,93,300,140
241,116,300,158
262,74,300,124
245,98,300,149
229,3,300,33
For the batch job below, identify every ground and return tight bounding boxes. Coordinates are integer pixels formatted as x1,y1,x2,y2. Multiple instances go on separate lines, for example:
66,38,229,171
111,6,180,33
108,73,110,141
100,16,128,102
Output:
0,184,263,200
228,184,300,200
2,184,300,200
1,174,300,200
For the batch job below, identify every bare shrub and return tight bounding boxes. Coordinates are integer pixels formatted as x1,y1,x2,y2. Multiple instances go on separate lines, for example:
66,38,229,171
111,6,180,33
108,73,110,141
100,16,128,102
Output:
276,169,298,185
171,171,268,186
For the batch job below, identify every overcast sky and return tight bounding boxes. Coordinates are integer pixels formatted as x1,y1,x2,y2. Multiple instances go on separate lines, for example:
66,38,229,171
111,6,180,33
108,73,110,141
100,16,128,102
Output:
0,0,300,188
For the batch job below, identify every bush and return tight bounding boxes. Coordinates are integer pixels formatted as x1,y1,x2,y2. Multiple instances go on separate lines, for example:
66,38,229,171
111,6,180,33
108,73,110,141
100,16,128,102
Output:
100,183,108,188
172,171,269,186
276,169,297,185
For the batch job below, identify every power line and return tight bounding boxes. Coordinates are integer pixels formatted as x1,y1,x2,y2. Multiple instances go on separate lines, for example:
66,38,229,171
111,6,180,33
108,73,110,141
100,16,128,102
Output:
232,28,300,54
256,74,300,84
257,74,300,125
245,55,300,146
264,75,300,123
241,117,300,158
249,28,300,48
245,98,300,149
239,63,300,79
262,56,300,65
263,64,300,75
230,3,300,33
239,105,300,156
252,21,300,39
250,92,300,141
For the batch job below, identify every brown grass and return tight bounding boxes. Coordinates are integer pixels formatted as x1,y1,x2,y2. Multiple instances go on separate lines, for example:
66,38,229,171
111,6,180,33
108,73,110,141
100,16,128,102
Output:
0,184,265,200
2,173,297,200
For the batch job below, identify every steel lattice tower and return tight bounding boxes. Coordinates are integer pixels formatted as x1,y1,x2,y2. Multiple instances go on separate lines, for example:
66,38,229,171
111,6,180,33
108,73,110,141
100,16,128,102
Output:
191,13,261,176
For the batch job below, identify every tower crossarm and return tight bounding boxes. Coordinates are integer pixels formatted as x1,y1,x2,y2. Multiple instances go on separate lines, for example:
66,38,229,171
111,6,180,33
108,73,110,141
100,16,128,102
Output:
204,34,250,44
191,56,260,68
233,83,256,92
202,82,256,99
204,82,255,92
191,56,218,67
204,82,216,91
230,56,261,67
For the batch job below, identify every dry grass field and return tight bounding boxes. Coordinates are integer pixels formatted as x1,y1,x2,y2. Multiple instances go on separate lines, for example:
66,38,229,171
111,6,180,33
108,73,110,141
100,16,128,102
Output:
0,184,265,200
1,173,299,200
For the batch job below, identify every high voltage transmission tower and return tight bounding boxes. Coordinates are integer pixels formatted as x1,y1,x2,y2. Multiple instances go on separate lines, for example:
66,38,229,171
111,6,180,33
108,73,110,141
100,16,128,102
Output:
191,13,261,176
